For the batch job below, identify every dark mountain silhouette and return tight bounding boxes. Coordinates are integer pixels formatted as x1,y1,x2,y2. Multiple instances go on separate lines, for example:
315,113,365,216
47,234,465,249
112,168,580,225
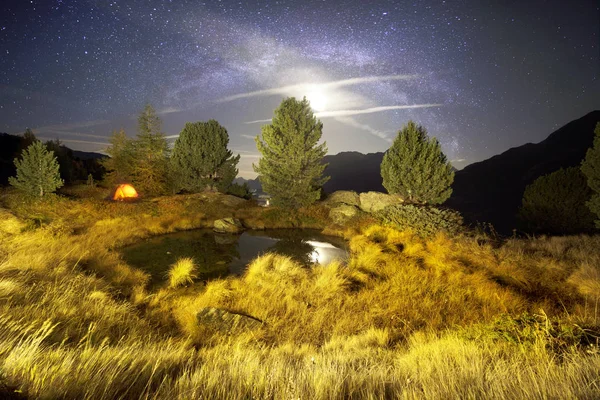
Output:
72,150,106,160
321,152,385,193
446,110,600,233
233,177,263,193
235,152,386,195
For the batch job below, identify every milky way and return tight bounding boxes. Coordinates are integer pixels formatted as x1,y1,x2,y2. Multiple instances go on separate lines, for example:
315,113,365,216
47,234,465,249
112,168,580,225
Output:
1,0,598,176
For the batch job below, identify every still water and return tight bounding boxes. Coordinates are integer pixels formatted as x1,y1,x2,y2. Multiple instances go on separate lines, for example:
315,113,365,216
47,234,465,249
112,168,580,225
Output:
121,229,348,284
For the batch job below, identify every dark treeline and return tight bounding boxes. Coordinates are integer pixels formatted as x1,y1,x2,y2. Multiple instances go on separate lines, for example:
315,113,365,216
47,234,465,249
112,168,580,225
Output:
0,130,105,186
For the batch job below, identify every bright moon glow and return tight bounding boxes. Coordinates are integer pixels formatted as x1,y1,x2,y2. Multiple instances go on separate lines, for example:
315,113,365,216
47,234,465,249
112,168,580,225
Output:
306,89,328,111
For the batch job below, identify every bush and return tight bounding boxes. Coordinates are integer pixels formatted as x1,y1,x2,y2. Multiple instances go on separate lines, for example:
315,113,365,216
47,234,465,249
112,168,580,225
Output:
518,167,595,234
376,204,464,237
581,122,600,227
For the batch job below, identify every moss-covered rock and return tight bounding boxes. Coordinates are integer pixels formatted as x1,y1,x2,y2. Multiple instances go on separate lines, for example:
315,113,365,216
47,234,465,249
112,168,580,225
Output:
213,217,244,234
324,191,360,207
359,191,403,213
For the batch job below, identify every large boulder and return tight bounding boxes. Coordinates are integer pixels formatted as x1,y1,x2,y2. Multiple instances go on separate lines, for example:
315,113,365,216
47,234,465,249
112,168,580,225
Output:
213,217,244,234
359,192,404,213
324,191,360,207
329,204,360,224
197,307,263,334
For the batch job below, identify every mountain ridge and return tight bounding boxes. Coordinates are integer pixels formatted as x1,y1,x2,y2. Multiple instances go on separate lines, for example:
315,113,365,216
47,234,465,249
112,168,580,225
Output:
447,110,600,232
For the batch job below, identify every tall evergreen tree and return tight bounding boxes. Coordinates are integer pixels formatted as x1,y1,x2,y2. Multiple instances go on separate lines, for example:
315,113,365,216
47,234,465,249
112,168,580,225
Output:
170,120,240,192
254,97,329,208
518,167,595,234
102,129,135,185
9,141,63,198
381,121,454,204
581,122,600,227
130,104,170,196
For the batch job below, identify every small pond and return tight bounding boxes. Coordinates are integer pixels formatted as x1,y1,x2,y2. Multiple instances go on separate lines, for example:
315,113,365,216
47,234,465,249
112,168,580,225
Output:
121,229,348,285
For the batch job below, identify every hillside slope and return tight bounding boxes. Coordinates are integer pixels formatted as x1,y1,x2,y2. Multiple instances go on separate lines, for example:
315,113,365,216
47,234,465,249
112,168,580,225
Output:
447,110,600,233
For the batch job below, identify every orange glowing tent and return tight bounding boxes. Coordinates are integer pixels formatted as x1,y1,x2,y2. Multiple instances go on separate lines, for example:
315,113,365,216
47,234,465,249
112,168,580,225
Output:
112,183,139,201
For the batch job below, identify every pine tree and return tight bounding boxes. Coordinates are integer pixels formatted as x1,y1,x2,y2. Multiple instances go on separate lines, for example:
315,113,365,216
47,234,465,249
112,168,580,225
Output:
518,167,595,234
170,120,240,192
581,122,600,228
130,104,170,196
380,121,454,204
254,97,329,208
9,141,63,198
102,129,135,185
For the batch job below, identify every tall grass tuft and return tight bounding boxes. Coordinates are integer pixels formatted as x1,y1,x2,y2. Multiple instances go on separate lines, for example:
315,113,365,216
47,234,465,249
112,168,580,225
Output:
168,257,198,288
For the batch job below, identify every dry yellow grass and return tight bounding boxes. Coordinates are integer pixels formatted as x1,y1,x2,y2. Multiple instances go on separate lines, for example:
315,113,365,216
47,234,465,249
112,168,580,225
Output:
0,190,598,399
167,257,198,288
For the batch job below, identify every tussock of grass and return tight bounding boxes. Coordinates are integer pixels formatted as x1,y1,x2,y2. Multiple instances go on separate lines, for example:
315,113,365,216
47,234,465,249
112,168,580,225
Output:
0,189,599,398
168,257,198,288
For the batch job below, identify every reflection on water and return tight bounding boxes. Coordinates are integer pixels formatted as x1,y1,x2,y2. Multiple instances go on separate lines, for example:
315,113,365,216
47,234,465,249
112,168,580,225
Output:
121,229,348,284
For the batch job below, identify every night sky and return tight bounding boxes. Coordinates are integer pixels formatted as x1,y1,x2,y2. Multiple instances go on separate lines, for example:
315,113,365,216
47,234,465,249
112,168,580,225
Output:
1,0,599,177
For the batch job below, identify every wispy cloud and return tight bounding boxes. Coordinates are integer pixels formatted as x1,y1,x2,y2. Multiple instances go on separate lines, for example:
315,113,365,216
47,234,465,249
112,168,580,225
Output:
240,134,257,139
157,107,183,115
218,74,417,103
315,104,443,118
37,119,110,132
244,104,443,124
333,116,391,141
34,120,112,147
245,119,272,125
39,131,110,140
236,152,261,158
37,137,110,147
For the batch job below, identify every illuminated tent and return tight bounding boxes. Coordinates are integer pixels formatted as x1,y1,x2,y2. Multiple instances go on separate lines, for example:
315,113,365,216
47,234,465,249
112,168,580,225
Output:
112,183,139,201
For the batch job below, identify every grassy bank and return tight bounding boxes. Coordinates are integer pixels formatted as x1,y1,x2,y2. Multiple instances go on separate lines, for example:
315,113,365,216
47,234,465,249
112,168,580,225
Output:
0,188,599,399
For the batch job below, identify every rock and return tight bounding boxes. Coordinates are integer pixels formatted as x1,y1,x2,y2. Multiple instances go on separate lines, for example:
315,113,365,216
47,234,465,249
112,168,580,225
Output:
329,204,359,224
213,217,244,234
197,307,263,334
359,191,404,213
324,191,360,207
220,194,248,208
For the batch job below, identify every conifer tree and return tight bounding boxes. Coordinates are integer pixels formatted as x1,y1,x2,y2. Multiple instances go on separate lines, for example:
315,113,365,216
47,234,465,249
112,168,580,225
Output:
381,121,454,204
102,129,135,185
518,167,595,234
130,104,170,196
254,97,329,208
9,141,63,198
581,122,600,227
170,120,240,192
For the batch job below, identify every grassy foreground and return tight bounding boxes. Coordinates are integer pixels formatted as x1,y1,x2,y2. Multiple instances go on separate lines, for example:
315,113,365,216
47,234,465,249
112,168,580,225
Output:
0,187,599,399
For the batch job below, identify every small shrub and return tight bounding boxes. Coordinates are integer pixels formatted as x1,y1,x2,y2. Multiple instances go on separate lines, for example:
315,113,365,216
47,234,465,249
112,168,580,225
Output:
518,167,595,234
376,204,464,237
167,257,198,288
